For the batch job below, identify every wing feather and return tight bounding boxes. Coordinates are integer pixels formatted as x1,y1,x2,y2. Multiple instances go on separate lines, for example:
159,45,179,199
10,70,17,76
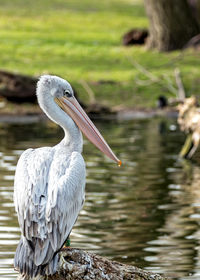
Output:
14,148,85,268
49,152,85,250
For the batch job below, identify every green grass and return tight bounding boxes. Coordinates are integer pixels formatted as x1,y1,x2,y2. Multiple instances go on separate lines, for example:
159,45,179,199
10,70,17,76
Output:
0,0,200,108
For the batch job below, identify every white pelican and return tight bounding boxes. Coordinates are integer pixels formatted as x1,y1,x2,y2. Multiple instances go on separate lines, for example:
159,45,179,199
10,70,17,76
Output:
14,75,121,277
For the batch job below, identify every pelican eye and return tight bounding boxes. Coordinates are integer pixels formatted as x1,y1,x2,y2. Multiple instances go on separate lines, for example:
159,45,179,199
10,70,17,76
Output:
64,90,72,98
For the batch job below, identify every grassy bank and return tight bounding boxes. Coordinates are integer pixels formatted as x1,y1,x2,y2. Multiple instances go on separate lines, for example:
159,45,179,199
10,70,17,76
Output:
0,0,199,108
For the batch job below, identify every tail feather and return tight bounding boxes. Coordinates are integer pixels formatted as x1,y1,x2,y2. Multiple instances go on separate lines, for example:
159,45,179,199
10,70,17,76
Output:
44,254,59,275
14,236,59,277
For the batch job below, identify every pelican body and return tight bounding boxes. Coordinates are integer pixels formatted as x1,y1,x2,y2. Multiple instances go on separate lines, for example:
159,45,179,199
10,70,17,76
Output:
14,75,120,277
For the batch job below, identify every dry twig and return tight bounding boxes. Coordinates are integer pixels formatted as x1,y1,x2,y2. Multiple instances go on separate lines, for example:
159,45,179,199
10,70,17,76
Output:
79,80,96,104
174,68,186,100
128,56,177,95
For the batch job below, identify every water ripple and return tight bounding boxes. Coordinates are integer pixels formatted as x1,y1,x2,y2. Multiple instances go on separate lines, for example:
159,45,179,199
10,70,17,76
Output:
0,119,200,280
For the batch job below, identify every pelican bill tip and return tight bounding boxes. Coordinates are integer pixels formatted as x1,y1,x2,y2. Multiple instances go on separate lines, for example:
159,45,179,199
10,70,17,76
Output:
118,160,122,167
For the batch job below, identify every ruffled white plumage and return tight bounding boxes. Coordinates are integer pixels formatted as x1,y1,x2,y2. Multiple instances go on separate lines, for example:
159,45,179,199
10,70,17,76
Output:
14,144,85,272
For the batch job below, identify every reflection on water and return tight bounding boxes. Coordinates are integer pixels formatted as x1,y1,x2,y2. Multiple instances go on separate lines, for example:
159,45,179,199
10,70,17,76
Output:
1,118,200,279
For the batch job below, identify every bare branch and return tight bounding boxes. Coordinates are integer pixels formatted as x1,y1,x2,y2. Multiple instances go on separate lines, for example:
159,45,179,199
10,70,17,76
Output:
79,80,96,104
162,74,178,95
128,56,177,96
128,56,159,83
174,68,186,100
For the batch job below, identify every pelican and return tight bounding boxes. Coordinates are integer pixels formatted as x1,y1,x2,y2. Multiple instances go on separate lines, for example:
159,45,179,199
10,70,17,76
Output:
14,75,121,277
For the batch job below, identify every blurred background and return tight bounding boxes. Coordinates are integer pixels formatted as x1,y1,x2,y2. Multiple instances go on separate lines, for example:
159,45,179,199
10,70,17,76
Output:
1,0,200,279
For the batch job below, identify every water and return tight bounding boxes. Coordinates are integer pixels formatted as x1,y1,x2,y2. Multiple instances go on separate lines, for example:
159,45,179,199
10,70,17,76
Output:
1,117,200,279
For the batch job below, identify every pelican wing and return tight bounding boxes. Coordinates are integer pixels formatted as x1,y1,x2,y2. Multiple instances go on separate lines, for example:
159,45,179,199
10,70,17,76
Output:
44,151,86,263
14,148,85,267
14,147,53,237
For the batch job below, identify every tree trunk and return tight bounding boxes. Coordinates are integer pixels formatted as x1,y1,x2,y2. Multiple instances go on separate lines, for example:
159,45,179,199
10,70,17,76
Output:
188,0,200,23
17,248,169,280
144,0,200,51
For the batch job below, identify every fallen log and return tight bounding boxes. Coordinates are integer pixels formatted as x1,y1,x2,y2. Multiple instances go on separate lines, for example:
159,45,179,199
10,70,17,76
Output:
16,248,169,280
0,71,83,104
0,70,37,103
0,71,114,117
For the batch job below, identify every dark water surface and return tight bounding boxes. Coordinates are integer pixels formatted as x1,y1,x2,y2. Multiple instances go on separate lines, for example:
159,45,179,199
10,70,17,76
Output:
1,118,200,279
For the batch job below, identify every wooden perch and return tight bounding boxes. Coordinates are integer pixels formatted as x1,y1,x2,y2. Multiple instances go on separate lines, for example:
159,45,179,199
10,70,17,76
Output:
17,248,169,280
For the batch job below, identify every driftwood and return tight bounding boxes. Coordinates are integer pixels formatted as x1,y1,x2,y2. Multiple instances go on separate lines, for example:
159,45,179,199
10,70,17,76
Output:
16,248,169,280
174,68,200,158
177,96,200,158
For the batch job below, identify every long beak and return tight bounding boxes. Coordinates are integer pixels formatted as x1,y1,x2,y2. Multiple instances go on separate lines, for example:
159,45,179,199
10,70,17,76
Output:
55,96,121,166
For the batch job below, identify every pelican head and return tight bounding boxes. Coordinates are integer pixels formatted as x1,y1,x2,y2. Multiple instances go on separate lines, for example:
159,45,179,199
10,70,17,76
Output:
37,75,121,165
